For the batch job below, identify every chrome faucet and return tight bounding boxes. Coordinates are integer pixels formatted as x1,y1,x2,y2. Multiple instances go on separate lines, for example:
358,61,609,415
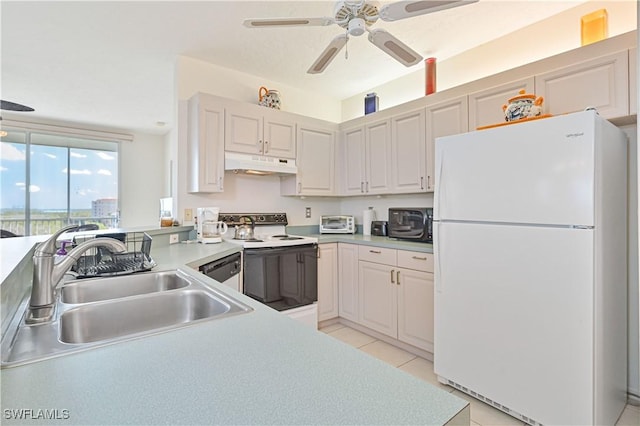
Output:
27,225,127,324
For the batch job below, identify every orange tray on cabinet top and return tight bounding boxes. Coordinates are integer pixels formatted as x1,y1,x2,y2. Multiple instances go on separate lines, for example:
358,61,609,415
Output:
476,114,553,131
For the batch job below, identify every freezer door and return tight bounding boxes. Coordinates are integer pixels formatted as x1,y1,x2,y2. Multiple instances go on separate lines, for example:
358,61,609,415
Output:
434,112,597,226
434,221,594,425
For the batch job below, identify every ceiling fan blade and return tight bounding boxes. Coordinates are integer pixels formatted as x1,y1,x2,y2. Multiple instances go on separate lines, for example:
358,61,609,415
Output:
1,100,34,112
307,34,348,74
243,17,334,28
379,0,478,22
367,29,422,67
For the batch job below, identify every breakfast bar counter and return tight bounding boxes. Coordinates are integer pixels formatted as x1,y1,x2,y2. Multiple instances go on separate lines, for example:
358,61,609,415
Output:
0,233,467,425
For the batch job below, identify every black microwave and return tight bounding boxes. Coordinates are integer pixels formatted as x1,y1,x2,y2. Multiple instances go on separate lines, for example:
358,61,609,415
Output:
387,208,433,243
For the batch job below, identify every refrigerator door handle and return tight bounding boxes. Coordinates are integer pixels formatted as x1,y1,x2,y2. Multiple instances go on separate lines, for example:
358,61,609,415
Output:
434,221,443,293
435,152,445,218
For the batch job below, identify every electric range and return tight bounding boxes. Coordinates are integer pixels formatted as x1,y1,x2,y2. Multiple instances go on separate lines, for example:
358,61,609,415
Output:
219,213,319,328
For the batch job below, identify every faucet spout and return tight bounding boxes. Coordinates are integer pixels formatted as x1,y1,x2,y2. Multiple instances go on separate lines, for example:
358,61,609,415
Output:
27,226,127,324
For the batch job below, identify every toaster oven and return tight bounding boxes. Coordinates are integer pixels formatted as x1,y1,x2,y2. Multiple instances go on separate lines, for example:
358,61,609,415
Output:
388,208,433,243
320,215,355,234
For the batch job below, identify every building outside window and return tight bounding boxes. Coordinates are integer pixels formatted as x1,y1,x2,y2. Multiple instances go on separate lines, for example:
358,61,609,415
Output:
0,128,120,236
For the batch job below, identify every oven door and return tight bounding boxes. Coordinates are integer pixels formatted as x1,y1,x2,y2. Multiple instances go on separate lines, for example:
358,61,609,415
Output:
243,244,317,311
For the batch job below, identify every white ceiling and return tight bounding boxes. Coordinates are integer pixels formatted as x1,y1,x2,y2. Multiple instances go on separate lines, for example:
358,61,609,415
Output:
1,0,588,135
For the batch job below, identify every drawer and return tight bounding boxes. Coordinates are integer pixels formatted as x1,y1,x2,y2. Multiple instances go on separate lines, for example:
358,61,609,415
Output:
358,245,396,266
397,250,434,273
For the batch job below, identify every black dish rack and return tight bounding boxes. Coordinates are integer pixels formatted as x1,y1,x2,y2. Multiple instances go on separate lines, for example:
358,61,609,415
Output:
69,232,156,278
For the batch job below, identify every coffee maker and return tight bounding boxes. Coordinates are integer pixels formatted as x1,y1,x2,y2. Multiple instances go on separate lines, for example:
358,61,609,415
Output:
196,207,227,244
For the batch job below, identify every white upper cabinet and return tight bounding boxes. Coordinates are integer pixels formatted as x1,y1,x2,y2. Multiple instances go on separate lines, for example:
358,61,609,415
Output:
281,120,337,196
391,108,426,194
341,126,367,195
225,104,296,159
365,119,393,194
339,119,392,195
535,50,629,119
425,96,468,192
187,93,225,193
468,77,536,130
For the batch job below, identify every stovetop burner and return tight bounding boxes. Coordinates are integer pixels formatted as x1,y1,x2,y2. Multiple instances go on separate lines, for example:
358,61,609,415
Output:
271,235,303,240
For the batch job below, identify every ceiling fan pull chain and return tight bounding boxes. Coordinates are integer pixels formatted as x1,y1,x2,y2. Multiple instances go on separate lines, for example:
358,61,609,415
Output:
345,30,349,60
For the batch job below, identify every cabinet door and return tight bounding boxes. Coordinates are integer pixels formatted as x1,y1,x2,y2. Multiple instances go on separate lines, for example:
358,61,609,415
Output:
263,111,296,159
535,50,628,119
365,119,392,194
397,267,434,352
187,94,225,193
425,96,468,192
628,48,636,115
338,244,359,322
295,124,336,195
468,77,535,130
358,261,397,338
225,107,263,154
391,109,426,193
342,126,366,195
318,243,338,322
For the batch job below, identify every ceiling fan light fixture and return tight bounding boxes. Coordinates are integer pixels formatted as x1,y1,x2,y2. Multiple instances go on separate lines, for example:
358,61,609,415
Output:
348,17,366,36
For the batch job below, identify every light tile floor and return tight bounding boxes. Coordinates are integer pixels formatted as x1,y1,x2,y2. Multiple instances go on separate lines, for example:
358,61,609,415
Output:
320,323,640,426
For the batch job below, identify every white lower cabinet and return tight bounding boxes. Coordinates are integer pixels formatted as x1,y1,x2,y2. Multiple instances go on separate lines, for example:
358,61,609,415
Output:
337,243,359,322
317,243,338,321
357,246,434,352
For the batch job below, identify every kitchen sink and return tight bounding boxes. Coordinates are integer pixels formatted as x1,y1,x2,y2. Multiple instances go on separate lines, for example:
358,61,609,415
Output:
61,270,189,303
1,269,253,368
59,290,234,344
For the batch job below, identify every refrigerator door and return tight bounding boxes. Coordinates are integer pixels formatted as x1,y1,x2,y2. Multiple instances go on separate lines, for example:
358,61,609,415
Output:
434,221,594,425
435,112,596,226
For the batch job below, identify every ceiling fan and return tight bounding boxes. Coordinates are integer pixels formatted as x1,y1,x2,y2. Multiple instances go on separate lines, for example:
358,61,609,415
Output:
244,0,478,74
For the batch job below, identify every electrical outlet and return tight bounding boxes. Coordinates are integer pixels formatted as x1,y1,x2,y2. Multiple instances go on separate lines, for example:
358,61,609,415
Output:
305,207,311,218
169,234,179,244
184,208,193,222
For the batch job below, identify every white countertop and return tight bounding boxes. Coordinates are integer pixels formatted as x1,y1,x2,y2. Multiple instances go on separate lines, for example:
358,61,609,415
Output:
0,233,466,425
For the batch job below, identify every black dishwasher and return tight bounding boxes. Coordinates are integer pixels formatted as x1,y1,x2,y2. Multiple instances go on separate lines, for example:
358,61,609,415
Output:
199,252,241,291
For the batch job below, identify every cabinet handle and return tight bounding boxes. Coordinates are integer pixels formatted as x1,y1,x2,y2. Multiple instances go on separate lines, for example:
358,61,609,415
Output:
365,181,369,192
219,176,224,190
361,182,364,193
421,176,424,190
427,175,431,189
298,182,302,193
390,269,395,284
369,249,381,254
264,140,269,153
258,140,263,152
412,256,427,261
396,271,400,285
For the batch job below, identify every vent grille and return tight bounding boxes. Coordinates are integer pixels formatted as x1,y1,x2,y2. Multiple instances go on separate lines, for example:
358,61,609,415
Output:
445,379,543,426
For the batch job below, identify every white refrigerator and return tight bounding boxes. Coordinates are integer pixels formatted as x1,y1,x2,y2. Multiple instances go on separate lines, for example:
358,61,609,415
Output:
433,111,628,426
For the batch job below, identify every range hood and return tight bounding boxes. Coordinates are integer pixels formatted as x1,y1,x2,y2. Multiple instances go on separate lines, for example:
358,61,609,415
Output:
224,152,297,175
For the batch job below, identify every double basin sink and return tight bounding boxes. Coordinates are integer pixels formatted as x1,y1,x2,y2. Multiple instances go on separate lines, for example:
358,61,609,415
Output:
1,269,253,367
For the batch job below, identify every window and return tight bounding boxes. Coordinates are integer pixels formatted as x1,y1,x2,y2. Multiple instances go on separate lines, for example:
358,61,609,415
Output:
1,129,119,236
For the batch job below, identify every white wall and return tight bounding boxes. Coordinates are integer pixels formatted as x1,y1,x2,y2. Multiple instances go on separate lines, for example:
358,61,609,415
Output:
341,0,637,121
118,132,167,227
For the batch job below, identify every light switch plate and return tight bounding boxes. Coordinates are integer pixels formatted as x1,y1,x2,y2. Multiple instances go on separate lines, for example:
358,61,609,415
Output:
305,207,311,218
169,234,179,244
184,208,193,222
